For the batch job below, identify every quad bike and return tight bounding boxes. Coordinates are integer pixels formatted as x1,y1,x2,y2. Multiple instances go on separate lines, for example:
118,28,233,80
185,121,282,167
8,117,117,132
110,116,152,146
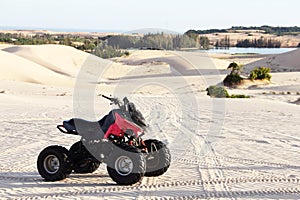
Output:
37,95,171,185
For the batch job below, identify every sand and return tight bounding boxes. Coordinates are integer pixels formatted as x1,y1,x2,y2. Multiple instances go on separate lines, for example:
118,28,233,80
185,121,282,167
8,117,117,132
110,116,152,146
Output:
0,45,300,199
244,48,300,73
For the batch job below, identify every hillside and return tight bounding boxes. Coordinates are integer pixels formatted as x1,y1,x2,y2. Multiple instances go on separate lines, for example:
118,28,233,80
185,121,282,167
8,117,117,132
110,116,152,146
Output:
186,26,300,48
186,26,300,35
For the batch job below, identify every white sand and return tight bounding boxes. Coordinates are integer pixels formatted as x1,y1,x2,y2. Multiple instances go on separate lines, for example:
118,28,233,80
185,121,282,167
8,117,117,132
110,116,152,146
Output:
0,49,73,86
0,45,300,199
244,48,300,73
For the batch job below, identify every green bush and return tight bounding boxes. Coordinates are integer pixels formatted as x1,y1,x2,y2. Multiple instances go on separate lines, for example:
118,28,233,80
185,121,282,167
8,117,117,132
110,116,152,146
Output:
206,85,251,98
229,94,250,98
223,74,244,87
124,51,130,56
207,85,251,98
93,45,128,59
249,67,272,81
206,86,229,98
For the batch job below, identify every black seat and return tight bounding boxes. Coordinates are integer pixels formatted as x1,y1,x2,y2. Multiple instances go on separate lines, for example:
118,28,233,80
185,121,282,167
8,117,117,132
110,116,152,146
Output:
63,118,104,140
63,119,77,132
62,110,121,140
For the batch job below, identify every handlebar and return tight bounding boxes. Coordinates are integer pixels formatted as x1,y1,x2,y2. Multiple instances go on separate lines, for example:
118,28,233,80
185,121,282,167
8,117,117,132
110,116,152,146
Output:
100,94,147,128
100,94,124,108
101,94,113,101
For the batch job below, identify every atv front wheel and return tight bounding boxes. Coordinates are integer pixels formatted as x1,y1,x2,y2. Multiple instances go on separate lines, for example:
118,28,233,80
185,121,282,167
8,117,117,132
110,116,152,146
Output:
37,145,71,181
144,139,171,177
69,141,101,173
107,144,145,185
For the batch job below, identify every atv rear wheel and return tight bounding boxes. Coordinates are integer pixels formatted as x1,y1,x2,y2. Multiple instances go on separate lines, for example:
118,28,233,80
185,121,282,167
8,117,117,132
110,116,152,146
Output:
69,141,101,173
107,144,145,185
37,145,71,181
144,139,171,177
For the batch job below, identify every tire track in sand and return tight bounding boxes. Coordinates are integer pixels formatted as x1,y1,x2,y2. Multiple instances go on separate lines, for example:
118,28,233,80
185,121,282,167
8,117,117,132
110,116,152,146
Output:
11,176,300,199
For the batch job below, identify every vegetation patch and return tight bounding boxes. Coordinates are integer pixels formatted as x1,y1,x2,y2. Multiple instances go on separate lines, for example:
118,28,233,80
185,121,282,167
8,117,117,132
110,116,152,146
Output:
223,63,272,88
92,44,130,59
249,67,272,81
206,86,229,98
223,62,245,87
236,37,281,48
186,26,300,36
206,86,250,98
0,32,201,58
229,94,250,98
223,74,244,87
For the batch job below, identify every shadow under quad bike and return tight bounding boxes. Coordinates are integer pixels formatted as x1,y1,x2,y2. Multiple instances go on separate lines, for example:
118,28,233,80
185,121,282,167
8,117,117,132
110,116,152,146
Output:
37,95,171,185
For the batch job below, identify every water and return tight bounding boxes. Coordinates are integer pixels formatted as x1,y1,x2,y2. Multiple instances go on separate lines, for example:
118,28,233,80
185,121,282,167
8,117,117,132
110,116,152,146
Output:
0,26,124,33
197,47,297,54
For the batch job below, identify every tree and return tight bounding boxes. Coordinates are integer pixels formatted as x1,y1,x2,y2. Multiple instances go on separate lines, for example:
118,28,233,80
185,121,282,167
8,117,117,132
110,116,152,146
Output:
61,36,71,46
199,36,210,49
223,62,244,87
236,37,281,48
227,62,243,75
92,43,129,59
215,40,219,48
225,35,230,48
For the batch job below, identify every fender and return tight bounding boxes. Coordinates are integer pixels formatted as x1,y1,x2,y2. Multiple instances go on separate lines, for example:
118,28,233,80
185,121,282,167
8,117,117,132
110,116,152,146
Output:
104,112,143,139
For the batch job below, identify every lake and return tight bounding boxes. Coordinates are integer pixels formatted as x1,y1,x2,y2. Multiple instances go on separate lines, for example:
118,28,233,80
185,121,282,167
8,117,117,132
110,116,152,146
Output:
196,47,297,54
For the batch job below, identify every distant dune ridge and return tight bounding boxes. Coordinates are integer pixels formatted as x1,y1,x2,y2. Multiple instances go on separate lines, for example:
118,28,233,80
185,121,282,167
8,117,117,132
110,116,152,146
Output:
0,44,300,87
0,44,230,86
244,48,300,73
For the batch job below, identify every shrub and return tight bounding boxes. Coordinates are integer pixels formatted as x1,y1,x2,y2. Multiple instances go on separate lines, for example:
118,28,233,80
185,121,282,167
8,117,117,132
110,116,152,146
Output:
206,86,229,98
224,62,244,87
206,85,251,98
124,51,130,56
93,45,128,59
229,94,250,98
249,67,272,81
223,74,244,87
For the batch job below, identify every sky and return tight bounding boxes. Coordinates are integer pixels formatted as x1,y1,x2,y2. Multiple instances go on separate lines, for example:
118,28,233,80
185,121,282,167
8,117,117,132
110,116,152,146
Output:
0,0,299,33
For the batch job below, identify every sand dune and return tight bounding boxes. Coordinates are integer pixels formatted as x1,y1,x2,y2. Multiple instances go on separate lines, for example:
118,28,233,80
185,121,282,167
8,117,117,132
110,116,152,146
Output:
0,50,73,86
244,48,300,73
3,45,90,77
0,44,115,86
0,45,228,87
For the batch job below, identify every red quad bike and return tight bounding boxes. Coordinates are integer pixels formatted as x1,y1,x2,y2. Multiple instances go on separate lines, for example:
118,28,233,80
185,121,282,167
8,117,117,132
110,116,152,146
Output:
37,95,171,185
